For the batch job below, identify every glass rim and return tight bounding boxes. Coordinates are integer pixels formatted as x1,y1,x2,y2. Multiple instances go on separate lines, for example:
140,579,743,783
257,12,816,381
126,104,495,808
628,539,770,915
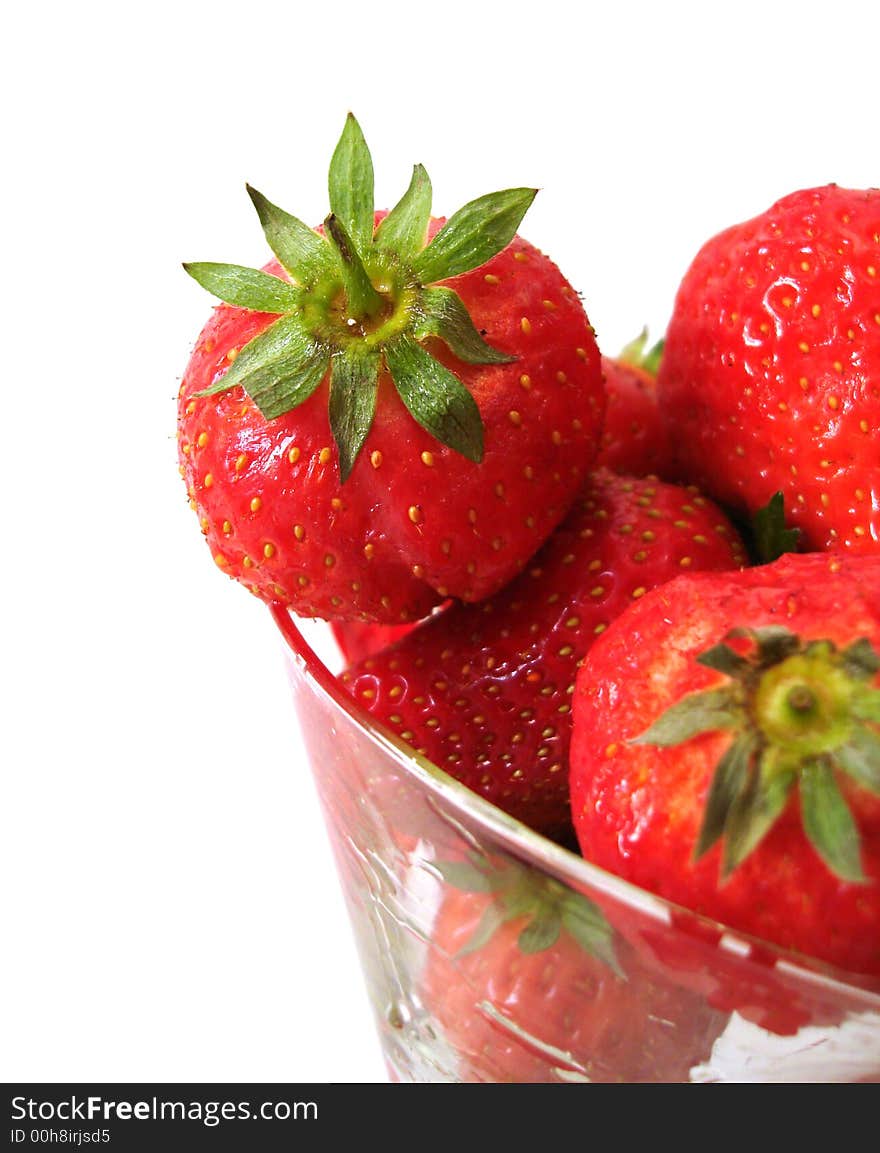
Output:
270,601,880,1006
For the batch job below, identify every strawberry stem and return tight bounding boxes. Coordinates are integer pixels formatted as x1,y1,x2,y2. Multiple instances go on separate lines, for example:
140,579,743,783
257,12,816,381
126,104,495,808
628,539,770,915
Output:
787,685,818,715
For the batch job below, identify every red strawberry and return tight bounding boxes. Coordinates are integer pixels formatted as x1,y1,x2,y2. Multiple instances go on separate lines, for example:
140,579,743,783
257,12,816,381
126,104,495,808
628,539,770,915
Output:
340,468,746,841
330,618,421,666
178,114,605,622
330,325,675,661
596,330,673,477
656,184,880,555
570,551,880,977
420,853,725,1082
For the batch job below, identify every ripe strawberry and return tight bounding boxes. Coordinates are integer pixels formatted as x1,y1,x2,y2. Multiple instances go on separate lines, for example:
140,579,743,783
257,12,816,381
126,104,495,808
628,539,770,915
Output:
340,468,746,841
178,114,605,622
330,618,421,666
420,853,725,1082
328,411,697,666
596,330,673,477
656,184,880,555
569,551,880,977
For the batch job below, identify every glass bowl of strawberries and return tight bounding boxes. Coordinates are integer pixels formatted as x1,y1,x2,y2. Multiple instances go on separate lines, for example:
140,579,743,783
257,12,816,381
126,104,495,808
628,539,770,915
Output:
177,116,880,1082
273,600,880,1084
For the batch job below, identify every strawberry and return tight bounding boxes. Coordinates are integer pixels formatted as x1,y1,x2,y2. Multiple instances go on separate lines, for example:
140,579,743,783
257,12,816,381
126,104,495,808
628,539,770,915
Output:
331,350,691,662
656,184,880,555
569,551,880,977
330,618,421,666
340,468,746,841
595,329,673,477
178,114,605,622
420,853,725,1082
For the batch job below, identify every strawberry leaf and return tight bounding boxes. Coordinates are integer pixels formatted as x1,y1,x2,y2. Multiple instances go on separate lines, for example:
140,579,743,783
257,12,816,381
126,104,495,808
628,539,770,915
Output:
751,491,800,564
643,626,880,885
618,327,664,375
412,187,538,284
694,731,756,861
841,637,880,680
246,185,334,286
560,893,623,976
518,908,562,954
182,261,301,313
696,642,752,679
324,214,384,319
438,854,620,972
641,339,664,375
747,625,802,668
385,335,484,463
184,115,538,478
374,164,432,260
329,349,380,482
328,112,374,253
800,758,865,882
834,727,880,794
852,689,880,723
234,348,328,421
196,313,328,418
722,759,796,877
632,686,744,747
432,859,495,893
417,287,515,366
456,901,506,957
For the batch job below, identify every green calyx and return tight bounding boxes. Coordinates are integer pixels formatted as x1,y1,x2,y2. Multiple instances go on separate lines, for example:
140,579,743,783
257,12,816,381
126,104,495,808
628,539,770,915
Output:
434,853,621,975
750,491,801,564
183,113,537,480
617,326,664,375
633,626,880,884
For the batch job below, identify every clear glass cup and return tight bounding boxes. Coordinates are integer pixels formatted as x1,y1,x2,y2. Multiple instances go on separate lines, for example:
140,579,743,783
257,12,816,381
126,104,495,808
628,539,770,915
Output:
272,605,880,1083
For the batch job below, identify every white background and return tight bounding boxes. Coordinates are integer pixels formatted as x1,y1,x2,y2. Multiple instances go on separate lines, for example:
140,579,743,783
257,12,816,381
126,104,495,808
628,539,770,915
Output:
2,0,876,1085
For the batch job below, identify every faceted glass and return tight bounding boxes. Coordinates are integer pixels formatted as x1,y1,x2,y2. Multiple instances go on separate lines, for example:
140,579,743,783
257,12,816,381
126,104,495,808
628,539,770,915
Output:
274,606,880,1083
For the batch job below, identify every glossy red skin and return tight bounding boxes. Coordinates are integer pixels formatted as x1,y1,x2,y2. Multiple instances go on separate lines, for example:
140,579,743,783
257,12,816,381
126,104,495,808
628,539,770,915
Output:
421,886,725,1082
177,223,605,622
331,599,452,665
596,356,674,478
331,619,420,666
657,185,880,554
341,469,746,841
570,552,880,976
